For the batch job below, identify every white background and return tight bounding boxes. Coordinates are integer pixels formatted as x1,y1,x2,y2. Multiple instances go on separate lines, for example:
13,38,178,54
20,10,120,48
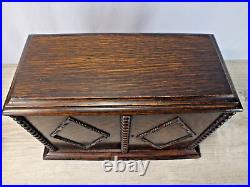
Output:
3,2,248,64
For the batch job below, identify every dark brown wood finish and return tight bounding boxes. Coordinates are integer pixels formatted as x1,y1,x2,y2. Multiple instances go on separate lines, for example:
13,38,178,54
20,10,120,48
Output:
3,34,242,115
43,146,201,160
187,112,236,149
3,34,242,160
120,115,132,153
10,116,57,151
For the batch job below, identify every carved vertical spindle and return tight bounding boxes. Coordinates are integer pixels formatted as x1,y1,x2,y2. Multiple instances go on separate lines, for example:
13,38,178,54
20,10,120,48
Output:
188,112,236,149
120,115,132,153
10,116,57,151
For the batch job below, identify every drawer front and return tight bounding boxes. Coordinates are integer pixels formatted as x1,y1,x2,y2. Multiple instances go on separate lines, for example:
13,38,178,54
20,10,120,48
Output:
24,112,225,152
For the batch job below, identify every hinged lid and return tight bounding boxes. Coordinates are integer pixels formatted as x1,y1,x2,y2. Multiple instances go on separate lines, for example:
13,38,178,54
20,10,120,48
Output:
3,34,242,115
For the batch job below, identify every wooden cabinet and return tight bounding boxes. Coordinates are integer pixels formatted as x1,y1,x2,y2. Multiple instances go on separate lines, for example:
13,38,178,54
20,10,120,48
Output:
3,34,242,160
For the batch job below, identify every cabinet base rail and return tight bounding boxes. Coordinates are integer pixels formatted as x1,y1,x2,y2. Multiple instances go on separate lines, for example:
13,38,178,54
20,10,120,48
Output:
43,146,201,160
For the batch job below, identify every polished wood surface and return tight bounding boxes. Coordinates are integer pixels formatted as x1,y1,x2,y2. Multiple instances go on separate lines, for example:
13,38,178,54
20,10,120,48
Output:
24,112,221,151
2,60,247,184
3,34,242,115
2,34,243,161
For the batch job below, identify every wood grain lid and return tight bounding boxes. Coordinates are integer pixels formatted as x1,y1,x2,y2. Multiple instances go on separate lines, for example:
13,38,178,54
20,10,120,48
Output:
3,33,242,115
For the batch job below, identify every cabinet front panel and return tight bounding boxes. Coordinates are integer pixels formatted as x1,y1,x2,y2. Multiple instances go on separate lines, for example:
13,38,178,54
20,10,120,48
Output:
129,112,221,150
26,115,121,151
26,112,222,152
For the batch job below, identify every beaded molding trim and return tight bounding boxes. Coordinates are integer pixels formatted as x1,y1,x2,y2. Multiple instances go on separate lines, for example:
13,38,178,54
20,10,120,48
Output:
50,116,110,150
10,116,57,151
137,117,196,149
188,112,236,149
120,115,132,153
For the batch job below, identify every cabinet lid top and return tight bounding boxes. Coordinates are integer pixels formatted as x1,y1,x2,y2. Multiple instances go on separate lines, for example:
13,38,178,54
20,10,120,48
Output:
3,34,242,115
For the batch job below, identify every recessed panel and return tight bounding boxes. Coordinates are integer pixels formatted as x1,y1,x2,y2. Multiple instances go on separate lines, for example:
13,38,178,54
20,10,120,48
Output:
26,115,120,150
130,113,221,149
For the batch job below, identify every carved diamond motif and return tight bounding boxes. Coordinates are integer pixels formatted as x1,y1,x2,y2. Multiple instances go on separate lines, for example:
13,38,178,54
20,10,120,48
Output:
136,117,196,149
50,116,110,149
